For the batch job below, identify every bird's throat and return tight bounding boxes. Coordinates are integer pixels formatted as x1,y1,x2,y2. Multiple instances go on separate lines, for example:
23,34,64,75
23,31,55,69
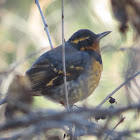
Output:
80,41,100,54
85,41,100,54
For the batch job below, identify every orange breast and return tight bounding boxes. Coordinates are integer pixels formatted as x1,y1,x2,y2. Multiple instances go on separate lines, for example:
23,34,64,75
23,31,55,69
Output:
87,58,103,96
51,57,103,105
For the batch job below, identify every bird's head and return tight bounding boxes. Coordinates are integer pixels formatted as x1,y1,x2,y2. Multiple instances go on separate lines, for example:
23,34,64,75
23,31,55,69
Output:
68,29,111,53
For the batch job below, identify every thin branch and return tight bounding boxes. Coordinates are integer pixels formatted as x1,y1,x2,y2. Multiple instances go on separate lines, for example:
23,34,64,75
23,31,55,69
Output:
0,103,140,139
0,103,140,132
61,0,69,110
104,116,125,140
112,116,125,131
4,121,65,140
96,70,140,109
0,104,140,139
0,97,7,105
35,0,53,50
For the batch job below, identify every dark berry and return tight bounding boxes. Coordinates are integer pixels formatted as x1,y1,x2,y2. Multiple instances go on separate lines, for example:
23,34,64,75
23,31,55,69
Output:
101,114,106,120
95,114,101,121
109,97,116,104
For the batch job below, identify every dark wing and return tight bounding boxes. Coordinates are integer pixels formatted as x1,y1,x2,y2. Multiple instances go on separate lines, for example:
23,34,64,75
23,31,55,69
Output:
26,50,90,92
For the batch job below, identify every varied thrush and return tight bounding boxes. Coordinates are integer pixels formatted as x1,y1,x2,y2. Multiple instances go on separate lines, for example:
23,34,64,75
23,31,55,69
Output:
26,29,111,106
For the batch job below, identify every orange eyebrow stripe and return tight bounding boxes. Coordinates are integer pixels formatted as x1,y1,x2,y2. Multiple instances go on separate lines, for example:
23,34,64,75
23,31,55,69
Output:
71,37,89,44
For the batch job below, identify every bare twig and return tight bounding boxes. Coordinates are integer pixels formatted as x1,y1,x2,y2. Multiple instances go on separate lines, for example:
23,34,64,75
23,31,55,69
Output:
104,116,125,140
6,121,65,140
112,116,125,131
0,103,140,132
0,103,140,139
35,0,53,49
0,97,7,105
96,70,140,109
61,0,69,110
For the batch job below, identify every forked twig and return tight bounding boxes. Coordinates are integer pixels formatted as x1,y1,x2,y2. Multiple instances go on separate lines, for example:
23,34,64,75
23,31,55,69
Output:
96,70,140,109
35,0,53,50
61,0,69,110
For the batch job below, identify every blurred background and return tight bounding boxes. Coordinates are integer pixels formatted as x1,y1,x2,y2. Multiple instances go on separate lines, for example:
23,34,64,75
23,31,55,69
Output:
0,0,140,139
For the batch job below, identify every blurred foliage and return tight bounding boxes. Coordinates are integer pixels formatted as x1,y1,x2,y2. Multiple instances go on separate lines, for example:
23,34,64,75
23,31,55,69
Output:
0,0,140,139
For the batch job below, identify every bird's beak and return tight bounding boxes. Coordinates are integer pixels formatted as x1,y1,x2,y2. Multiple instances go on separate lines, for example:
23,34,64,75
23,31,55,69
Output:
96,31,111,41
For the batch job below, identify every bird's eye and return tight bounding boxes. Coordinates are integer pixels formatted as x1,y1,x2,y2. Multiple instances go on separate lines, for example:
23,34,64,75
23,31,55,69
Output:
87,38,90,41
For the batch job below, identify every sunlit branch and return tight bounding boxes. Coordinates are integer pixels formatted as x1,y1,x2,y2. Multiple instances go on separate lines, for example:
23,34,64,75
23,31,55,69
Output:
35,0,53,50
96,70,140,109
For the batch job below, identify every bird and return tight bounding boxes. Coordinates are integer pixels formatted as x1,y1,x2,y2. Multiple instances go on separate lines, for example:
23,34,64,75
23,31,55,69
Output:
26,29,111,106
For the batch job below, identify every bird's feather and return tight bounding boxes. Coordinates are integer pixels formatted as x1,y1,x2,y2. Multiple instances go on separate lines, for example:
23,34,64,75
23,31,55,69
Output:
26,45,90,92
